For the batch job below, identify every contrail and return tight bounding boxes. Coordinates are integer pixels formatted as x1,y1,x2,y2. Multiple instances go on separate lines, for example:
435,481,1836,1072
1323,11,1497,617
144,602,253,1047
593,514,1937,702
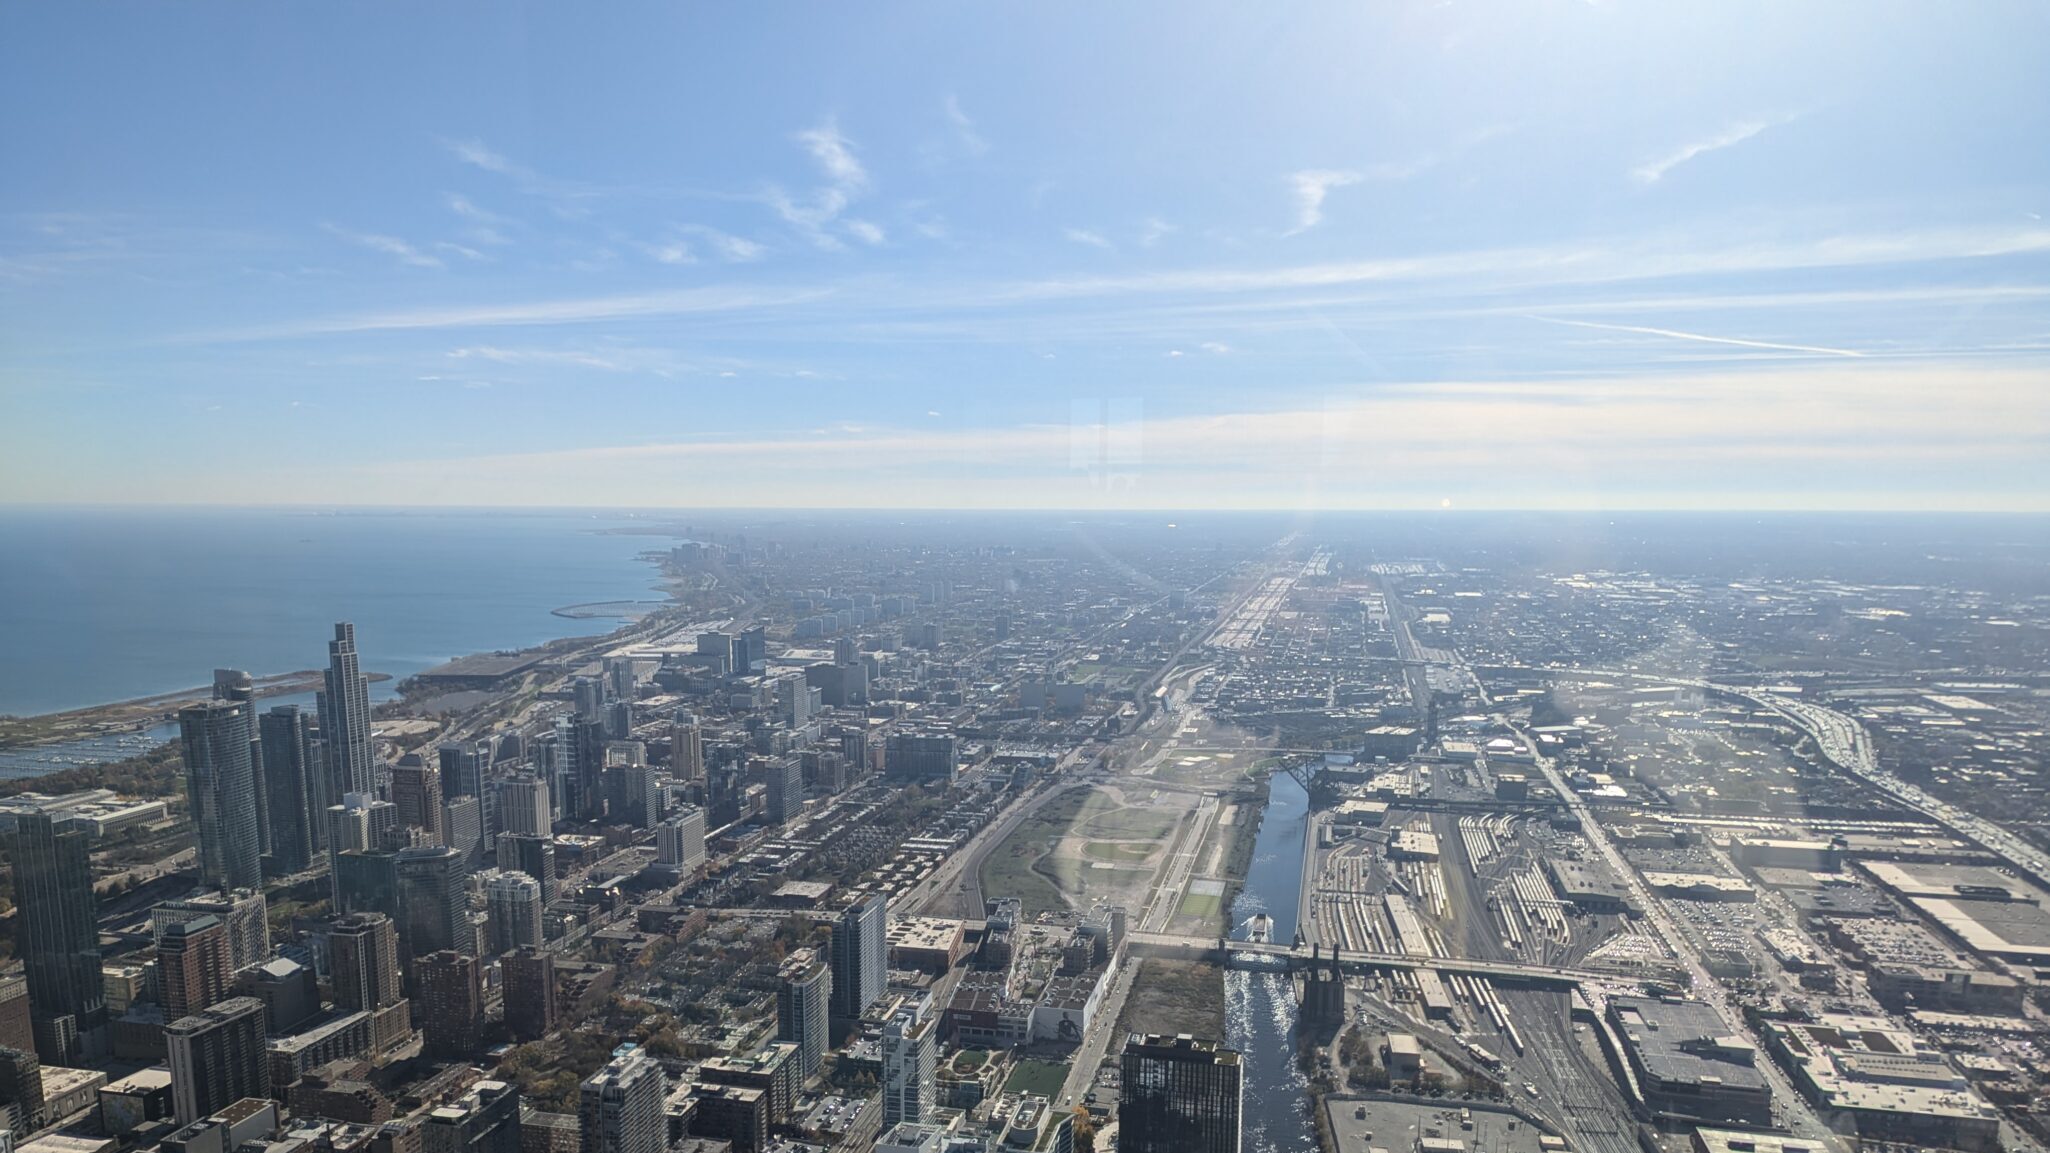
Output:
1526,314,1864,357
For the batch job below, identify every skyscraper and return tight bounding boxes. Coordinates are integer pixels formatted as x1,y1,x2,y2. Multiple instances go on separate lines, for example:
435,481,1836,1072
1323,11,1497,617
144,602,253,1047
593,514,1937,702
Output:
830,893,887,1026
579,1044,666,1153
485,872,544,954
328,913,404,1013
157,915,234,1021
391,756,442,839
495,775,551,837
552,716,608,823
502,949,557,1042
319,622,375,801
258,705,318,876
1,805,105,1064
152,889,270,974
440,742,495,837
765,755,803,826
670,715,703,783
1118,1034,1242,1153
497,833,557,906
777,948,831,1082
166,996,269,1124
416,951,483,1059
181,690,263,893
328,793,397,906
396,845,471,957
443,795,484,871
882,1007,935,1127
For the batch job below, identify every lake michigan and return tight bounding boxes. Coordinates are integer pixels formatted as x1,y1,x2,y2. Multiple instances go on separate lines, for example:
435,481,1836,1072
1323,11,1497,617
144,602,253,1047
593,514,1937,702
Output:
0,507,672,720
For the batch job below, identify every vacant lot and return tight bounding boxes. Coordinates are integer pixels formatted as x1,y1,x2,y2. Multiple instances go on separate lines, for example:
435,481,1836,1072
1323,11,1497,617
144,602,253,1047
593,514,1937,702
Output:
1115,958,1225,1040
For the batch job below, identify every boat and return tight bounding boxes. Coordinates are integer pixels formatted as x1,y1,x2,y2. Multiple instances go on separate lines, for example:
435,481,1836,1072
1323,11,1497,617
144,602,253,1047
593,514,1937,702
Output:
1248,913,1273,943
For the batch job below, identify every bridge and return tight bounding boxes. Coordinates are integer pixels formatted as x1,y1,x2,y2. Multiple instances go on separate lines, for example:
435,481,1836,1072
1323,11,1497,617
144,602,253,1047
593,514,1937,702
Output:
1127,931,1607,987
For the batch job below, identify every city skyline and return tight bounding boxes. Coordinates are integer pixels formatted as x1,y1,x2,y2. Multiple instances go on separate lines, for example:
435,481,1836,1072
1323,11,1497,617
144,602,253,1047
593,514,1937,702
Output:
5,3,2050,510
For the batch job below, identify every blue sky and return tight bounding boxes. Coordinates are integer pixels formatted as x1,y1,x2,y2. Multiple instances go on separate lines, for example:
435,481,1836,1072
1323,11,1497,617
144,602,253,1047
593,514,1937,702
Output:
3,1,2049,509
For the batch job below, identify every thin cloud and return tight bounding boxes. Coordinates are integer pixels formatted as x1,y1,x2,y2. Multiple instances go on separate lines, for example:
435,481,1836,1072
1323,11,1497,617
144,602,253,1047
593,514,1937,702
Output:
796,117,868,191
1286,170,1362,234
943,95,989,155
1064,228,1114,251
1633,118,1785,185
1139,217,1176,247
1200,341,1232,355
199,285,835,341
321,223,443,269
845,219,886,246
681,226,764,262
1529,315,1865,358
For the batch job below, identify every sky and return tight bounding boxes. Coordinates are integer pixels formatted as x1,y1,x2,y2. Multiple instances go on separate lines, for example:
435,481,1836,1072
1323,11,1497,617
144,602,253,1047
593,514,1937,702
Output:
3,1,2049,511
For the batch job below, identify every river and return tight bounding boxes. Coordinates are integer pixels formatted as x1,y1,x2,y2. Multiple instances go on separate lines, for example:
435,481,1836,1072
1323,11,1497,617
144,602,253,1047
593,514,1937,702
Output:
1225,769,1319,1153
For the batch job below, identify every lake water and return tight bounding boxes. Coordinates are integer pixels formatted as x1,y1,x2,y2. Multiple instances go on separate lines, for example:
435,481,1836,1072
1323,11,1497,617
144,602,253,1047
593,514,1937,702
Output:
1225,770,1318,1153
0,507,671,721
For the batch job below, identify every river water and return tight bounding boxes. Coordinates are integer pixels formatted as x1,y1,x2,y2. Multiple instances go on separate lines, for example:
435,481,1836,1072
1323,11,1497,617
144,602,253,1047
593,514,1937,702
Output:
1225,770,1319,1153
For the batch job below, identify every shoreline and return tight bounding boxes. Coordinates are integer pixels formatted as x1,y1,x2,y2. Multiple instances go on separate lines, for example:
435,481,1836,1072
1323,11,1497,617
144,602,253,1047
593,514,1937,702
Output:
0,670,395,752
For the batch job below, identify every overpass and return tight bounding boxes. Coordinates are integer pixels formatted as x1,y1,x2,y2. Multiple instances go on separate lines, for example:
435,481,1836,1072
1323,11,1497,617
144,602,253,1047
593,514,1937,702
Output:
1127,931,1607,987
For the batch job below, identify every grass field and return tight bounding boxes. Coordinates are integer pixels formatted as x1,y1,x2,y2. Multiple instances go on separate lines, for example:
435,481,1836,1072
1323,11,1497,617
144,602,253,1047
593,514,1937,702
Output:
1083,841,1156,862
1004,1059,1071,1097
1178,892,1222,917
1079,809,1180,839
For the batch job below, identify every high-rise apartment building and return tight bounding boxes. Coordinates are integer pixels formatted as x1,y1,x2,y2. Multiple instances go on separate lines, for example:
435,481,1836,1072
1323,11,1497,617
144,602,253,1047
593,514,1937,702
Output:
258,705,319,876
777,949,831,1082
396,846,470,957
152,889,270,974
328,913,404,1013
558,717,608,823
319,623,375,801
502,950,557,1042
579,1043,666,1153
166,996,269,1124
669,716,703,782
182,687,263,892
882,1008,935,1127
1118,1034,1242,1153
829,893,888,1025
486,873,544,954
438,742,493,831
765,755,803,826
0,805,105,1064
495,776,551,837
443,795,484,871
655,807,706,873
391,757,442,839
424,1078,522,1153
158,915,234,1021
497,834,557,906
327,793,397,906
416,951,483,1059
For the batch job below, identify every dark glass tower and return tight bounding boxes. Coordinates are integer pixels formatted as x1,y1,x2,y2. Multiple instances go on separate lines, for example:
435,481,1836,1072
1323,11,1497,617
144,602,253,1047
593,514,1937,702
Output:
1118,1034,1242,1153
258,704,318,875
182,675,263,892
1,806,106,1064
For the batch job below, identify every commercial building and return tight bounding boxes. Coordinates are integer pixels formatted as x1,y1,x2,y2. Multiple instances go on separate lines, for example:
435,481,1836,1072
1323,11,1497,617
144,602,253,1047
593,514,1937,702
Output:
699,1043,798,1125
496,777,552,838
1763,1014,2001,1152
686,1084,767,1153
1606,996,1771,1126
327,914,411,1054
165,997,269,1124
391,758,442,840
152,890,270,974
395,846,471,957
885,729,958,783
1118,1034,1241,1153
497,834,558,906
